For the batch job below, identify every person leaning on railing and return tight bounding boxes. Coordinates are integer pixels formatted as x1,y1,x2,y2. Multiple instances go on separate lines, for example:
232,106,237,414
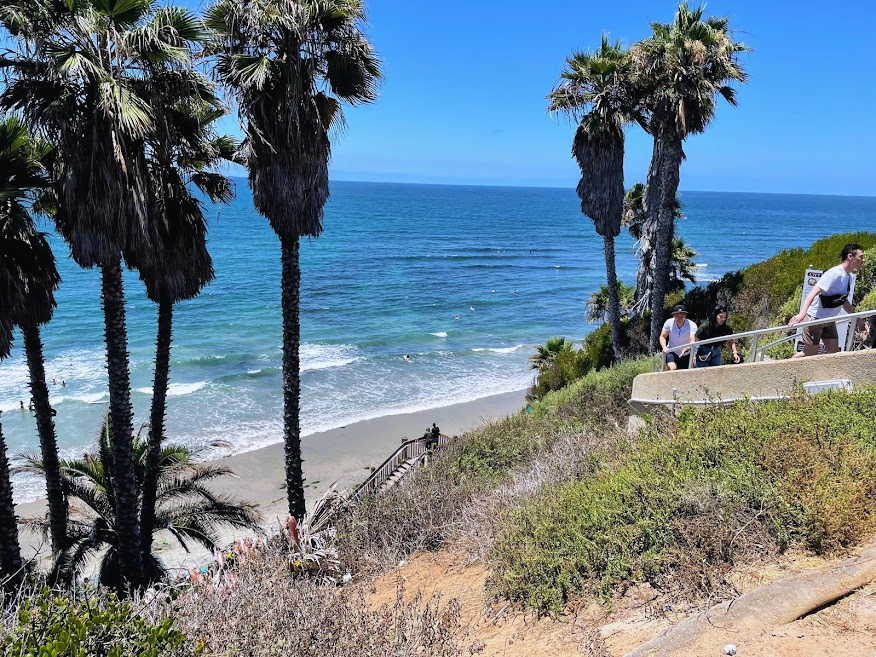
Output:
789,243,867,357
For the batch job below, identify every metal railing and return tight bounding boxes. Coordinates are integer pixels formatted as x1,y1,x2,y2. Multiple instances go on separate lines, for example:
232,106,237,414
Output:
348,432,451,503
654,309,876,372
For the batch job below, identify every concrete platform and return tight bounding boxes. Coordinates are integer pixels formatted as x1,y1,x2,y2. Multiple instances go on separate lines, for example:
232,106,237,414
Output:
630,348,876,409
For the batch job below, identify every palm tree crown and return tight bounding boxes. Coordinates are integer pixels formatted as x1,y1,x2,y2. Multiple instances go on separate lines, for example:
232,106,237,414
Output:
206,0,382,240
0,116,57,356
18,418,260,588
634,2,749,139
550,35,642,238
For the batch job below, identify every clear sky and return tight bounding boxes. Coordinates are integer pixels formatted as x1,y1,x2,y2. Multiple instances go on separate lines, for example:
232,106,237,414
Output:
195,1,876,195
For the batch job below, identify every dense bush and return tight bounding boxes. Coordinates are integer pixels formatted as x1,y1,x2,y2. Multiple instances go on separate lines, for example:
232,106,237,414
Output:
491,388,876,613
3,589,194,657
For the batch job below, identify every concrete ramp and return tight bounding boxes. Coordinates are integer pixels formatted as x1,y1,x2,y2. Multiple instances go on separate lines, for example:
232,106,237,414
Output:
630,349,876,409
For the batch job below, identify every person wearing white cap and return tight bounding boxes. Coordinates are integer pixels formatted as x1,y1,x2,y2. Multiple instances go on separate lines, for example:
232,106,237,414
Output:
660,304,697,370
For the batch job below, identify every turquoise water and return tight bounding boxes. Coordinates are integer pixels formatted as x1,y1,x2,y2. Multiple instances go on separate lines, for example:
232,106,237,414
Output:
2,182,875,501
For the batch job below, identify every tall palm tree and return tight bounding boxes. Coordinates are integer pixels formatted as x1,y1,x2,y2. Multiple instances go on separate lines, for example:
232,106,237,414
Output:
137,85,238,565
633,2,747,349
0,116,68,557
206,0,382,519
0,420,23,590
549,36,642,360
18,418,260,588
2,0,209,588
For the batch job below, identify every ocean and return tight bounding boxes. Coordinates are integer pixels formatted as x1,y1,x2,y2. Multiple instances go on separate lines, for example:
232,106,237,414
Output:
2,182,875,502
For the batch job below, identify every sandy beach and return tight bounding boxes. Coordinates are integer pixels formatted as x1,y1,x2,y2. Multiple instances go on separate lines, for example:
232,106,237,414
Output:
16,388,528,571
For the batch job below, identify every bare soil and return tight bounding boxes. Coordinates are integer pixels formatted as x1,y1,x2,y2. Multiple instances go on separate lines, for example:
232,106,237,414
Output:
366,548,876,657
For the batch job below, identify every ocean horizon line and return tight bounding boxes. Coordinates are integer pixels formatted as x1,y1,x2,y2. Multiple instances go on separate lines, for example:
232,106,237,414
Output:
224,175,876,199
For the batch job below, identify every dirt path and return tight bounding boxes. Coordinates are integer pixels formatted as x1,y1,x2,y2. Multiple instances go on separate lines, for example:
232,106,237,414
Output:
367,549,876,657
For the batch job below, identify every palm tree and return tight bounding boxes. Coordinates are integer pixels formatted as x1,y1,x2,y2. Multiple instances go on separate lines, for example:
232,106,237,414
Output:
625,181,685,308
669,237,698,292
586,281,635,324
2,0,210,588
206,0,382,519
18,418,260,588
633,2,748,349
529,337,574,372
0,421,23,590
549,36,643,360
0,116,68,557
137,89,238,564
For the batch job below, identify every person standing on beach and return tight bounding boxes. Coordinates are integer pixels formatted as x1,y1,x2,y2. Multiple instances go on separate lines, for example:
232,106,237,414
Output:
660,305,697,370
789,244,866,357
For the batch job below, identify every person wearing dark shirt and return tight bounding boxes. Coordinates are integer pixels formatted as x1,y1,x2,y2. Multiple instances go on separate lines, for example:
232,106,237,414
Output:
695,306,741,367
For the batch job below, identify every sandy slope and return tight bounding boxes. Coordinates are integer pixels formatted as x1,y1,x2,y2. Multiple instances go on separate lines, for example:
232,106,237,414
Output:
367,548,876,657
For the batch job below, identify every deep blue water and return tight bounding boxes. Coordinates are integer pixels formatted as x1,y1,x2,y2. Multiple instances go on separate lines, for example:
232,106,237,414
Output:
2,181,874,501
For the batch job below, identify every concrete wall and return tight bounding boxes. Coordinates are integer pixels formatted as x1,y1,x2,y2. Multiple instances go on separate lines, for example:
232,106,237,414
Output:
630,349,876,407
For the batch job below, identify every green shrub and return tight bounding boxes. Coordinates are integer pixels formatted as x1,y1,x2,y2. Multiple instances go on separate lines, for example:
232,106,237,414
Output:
4,590,194,657
581,323,615,371
491,389,876,613
679,233,876,331
853,246,876,304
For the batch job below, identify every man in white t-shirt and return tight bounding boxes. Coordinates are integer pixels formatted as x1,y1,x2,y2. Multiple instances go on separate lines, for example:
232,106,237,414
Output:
789,243,866,357
660,305,698,370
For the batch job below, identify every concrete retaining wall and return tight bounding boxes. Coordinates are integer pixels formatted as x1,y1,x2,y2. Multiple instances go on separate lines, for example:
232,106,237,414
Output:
630,348,876,407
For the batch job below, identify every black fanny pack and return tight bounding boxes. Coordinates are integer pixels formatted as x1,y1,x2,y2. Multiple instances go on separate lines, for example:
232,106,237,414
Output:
820,291,849,309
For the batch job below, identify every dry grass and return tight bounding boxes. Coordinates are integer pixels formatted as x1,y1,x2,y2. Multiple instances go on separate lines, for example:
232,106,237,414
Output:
168,539,474,657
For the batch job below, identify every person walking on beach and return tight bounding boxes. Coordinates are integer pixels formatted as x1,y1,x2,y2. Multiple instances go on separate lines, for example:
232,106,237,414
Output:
660,305,697,370
695,305,741,367
789,244,866,357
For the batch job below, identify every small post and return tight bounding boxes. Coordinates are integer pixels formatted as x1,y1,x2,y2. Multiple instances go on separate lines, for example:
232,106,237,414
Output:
750,335,759,362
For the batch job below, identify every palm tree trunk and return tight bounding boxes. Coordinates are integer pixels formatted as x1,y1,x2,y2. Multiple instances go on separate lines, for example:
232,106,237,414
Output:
100,257,144,589
21,323,67,555
0,421,23,590
139,296,173,566
603,235,624,360
649,131,684,350
636,137,663,310
281,237,306,520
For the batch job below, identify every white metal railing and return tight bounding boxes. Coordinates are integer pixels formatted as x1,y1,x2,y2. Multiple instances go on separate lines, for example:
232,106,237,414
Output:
654,309,876,372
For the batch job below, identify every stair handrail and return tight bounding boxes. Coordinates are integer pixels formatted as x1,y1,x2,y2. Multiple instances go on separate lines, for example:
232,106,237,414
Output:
348,432,451,503
654,309,876,371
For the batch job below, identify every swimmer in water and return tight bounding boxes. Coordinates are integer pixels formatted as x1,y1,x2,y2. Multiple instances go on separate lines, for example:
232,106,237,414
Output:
404,354,412,363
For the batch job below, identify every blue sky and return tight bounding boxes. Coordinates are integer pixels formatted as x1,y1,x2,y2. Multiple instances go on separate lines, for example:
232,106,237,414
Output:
198,1,876,194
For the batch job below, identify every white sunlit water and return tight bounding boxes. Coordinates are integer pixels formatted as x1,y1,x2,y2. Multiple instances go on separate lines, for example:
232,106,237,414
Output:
2,182,875,502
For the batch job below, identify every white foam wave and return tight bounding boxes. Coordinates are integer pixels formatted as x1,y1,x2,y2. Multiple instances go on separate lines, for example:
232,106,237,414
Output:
135,381,207,397
300,343,361,372
472,344,525,354
431,331,448,338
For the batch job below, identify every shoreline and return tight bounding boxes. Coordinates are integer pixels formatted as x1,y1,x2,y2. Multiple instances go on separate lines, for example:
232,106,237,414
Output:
16,388,529,570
